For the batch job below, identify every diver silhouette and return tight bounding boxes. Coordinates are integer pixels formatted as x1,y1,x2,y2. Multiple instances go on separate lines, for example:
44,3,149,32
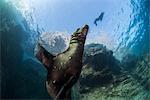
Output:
94,12,104,26
35,25,89,100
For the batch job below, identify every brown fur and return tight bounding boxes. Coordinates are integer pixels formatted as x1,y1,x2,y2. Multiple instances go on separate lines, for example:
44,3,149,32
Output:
35,25,89,100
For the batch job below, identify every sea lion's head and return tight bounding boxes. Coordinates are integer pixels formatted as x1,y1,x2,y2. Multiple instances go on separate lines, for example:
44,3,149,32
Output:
70,25,89,44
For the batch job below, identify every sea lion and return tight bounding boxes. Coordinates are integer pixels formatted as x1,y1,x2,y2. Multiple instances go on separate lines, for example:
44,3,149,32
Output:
35,25,89,100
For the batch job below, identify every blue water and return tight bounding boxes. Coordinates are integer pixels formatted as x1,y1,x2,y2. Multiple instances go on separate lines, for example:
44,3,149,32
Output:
5,0,149,60
1,0,149,99
115,0,150,58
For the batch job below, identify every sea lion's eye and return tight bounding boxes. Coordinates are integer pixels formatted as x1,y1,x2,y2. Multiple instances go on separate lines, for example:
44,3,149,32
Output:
52,80,58,85
76,28,80,32
52,80,56,84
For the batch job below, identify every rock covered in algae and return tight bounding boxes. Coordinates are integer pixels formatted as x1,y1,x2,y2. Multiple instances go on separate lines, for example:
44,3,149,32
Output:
79,44,150,100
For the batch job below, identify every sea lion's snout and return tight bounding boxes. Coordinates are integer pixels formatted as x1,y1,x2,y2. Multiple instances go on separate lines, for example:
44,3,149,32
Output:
70,25,89,44
81,24,89,36
83,24,89,30
77,24,89,37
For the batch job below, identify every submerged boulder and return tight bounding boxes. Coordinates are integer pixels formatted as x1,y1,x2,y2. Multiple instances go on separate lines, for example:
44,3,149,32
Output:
80,43,122,94
122,54,150,91
79,43,150,100
83,43,121,73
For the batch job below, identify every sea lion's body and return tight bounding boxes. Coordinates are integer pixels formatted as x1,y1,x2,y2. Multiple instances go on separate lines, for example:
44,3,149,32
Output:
35,25,89,100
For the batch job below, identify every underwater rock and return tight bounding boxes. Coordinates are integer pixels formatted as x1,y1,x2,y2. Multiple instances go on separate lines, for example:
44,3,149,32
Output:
121,54,138,70
35,32,70,56
80,44,150,100
83,43,121,74
122,54,150,91
80,43,122,94
130,54,150,91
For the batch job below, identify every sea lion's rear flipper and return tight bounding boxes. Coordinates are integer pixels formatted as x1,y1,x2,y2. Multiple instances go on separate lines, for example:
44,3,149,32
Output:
55,76,77,100
34,43,55,70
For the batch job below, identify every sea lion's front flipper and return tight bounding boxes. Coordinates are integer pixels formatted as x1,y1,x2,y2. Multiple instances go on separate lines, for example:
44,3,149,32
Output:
35,43,55,70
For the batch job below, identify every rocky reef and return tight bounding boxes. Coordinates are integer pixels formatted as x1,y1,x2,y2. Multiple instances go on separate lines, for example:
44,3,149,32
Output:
79,43,150,100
